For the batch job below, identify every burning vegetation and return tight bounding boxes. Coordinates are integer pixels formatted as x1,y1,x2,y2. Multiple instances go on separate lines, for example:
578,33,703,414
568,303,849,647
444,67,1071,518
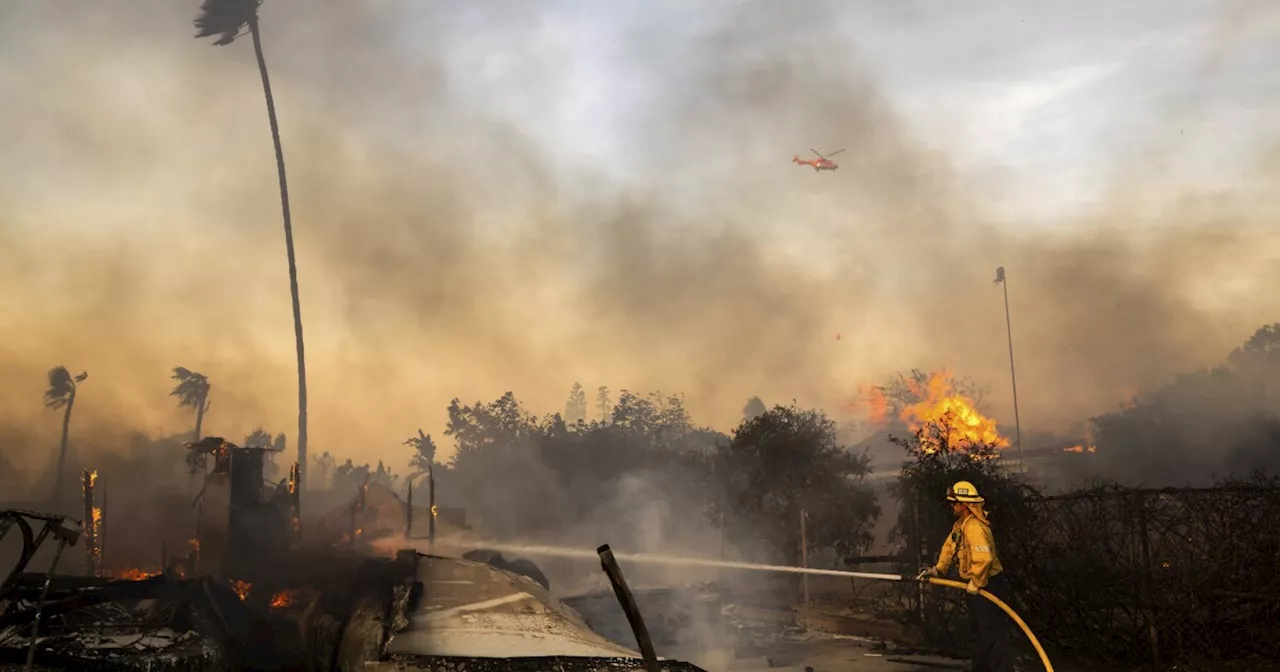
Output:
230,579,252,601
897,371,1009,453
862,369,1012,457
111,567,161,581
269,590,299,609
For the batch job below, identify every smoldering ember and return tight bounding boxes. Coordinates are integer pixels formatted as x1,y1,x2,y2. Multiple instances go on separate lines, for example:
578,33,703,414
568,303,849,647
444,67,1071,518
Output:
3,2,1280,672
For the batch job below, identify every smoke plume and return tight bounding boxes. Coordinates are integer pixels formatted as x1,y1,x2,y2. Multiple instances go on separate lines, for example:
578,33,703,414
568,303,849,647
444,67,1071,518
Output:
1,0,1277,480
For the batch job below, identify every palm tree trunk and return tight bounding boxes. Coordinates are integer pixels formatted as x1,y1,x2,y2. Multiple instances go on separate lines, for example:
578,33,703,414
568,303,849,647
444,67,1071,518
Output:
249,18,308,490
193,393,207,442
52,390,76,504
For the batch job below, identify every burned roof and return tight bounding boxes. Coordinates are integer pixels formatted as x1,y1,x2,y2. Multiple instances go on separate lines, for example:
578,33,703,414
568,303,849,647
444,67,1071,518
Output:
387,555,639,660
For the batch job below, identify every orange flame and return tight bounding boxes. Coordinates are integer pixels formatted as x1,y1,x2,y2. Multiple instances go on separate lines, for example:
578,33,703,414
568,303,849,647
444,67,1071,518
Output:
897,371,1010,454
855,384,890,426
231,580,251,601
90,506,103,558
1062,444,1098,453
270,590,298,608
113,568,160,581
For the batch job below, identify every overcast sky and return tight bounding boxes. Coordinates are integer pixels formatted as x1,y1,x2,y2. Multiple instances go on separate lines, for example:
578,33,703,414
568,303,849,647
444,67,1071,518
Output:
0,1,1276,467
391,0,1280,218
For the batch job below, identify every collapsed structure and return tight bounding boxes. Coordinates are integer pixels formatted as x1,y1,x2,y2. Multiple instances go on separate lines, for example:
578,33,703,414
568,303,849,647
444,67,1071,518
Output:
0,442,713,672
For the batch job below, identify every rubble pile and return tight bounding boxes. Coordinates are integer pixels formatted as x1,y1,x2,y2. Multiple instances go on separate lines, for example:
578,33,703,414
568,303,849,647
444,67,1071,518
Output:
2,441,719,671
0,573,241,671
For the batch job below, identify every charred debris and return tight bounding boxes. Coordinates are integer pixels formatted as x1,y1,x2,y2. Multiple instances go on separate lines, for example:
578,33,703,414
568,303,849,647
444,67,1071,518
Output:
1,440,704,672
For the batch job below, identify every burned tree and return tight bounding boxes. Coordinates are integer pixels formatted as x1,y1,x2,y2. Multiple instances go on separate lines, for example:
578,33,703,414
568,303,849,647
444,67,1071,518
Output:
170,366,212,442
45,366,88,504
195,0,310,490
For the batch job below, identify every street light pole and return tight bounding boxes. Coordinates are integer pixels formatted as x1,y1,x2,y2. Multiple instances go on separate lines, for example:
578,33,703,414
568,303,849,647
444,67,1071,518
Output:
994,266,1025,472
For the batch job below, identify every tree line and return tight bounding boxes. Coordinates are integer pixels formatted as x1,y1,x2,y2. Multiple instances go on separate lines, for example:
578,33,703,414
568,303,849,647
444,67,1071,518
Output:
406,388,882,565
36,321,1278,566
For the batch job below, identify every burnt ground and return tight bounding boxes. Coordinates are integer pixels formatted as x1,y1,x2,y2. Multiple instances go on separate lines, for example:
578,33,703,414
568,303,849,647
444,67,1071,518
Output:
563,584,981,672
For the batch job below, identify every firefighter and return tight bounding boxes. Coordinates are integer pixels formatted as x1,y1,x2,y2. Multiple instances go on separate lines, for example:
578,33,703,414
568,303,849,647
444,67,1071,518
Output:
917,480,1015,672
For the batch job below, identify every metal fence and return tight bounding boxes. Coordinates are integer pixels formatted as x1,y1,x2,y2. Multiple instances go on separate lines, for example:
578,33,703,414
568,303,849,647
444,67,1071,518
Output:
892,476,1280,669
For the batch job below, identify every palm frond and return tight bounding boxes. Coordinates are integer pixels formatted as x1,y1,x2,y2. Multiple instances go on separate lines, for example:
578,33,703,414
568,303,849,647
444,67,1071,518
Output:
44,366,76,409
244,427,272,448
194,0,262,46
170,367,210,409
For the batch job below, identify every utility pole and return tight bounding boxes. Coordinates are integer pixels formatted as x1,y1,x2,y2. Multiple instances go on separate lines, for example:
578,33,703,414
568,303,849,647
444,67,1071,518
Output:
800,509,810,628
994,266,1025,472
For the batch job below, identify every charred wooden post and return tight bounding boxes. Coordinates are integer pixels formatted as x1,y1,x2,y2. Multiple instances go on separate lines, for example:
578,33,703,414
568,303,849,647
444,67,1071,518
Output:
80,470,99,577
597,544,661,672
800,509,810,627
428,466,436,551
405,481,413,540
99,486,107,572
288,461,302,539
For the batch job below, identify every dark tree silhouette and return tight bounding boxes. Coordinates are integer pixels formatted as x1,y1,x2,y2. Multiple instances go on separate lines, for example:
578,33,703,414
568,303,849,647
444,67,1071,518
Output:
310,451,336,490
709,404,880,565
1228,322,1280,370
595,386,611,423
244,427,273,448
195,0,309,487
332,459,370,494
169,367,211,441
741,396,767,422
244,428,286,482
445,392,539,461
373,460,399,490
442,390,724,542
1087,322,1280,486
405,429,438,472
564,383,588,425
45,366,88,502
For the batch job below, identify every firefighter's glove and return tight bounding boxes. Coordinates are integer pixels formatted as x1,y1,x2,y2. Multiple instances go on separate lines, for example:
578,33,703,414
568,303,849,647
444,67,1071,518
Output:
916,567,937,581
965,580,980,595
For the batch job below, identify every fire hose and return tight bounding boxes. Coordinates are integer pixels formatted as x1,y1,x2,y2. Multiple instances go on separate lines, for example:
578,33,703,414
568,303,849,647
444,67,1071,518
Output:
487,543,1057,671
919,576,1054,672
783,566,1053,669
681,563,1054,671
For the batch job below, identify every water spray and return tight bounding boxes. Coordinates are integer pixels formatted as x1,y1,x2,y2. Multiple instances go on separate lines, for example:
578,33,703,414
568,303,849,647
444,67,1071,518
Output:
398,539,1054,671
448,542,906,582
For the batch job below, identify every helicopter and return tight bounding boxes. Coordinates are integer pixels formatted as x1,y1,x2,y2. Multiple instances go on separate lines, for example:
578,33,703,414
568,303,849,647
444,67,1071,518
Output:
792,148,845,172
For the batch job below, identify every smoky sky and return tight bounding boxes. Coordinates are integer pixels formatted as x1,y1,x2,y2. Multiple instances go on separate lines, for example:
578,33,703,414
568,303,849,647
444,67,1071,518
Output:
0,0,1277,473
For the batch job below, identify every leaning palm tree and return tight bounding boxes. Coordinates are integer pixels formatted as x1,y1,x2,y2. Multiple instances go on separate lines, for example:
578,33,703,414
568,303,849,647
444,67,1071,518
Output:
195,0,308,487
45,366,88,503
170,367,212,441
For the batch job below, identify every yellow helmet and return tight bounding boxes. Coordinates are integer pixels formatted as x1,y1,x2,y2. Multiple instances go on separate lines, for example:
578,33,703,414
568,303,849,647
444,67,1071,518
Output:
946,480,984,503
